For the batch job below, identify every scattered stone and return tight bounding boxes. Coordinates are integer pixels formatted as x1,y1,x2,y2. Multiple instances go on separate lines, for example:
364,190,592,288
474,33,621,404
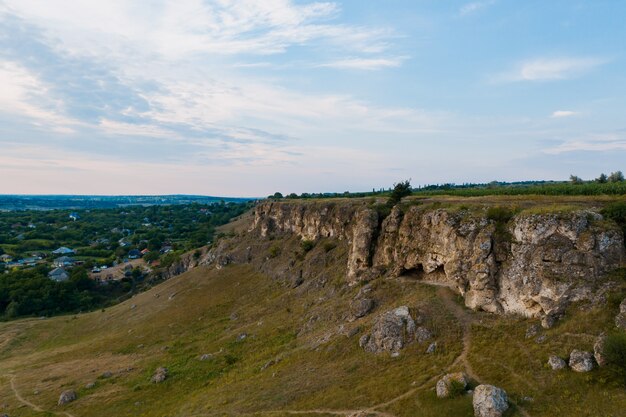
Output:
161,345,170,351
541,315,556,329
415,327,433,344
199,354,213,361
359,334,370,348
594,335,607,367
237,332,248,341
436,372,468,398
350,298,375,319
473,384,509,417
426,342,437,354
33,389,39,395
130,304,136,310
391,352,400,358
85,382,96,389
535,334,548,344
548,355,567,370
230,312,239,321
58,390,77,406
151,367,168,383
569,350,595,372
261,359,278,370
522,396,534,402
347,326,361,338
361,306,421,354
525,324,541,339
101,371,113,378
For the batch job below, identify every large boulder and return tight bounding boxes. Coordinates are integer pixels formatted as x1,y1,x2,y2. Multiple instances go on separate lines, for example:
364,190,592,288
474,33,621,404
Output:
548,355,567,370
436,372,468,398
361,306,419,354
473,385,509,417
569,350,595,372
151,367,168,383
58,390,77,405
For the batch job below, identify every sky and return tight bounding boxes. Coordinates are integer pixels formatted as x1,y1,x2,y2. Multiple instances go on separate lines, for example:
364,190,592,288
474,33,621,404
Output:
1,0,625,197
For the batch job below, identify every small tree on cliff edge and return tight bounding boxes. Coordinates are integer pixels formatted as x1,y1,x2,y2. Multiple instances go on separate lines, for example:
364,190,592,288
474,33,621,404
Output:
387,180,412,207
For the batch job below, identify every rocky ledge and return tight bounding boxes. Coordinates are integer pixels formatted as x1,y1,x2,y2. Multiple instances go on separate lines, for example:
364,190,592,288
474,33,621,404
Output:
249,201,624,320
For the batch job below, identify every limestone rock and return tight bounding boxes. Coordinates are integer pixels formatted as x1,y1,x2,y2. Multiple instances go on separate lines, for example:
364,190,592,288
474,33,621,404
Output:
436,372,468,398
58,390,77,406
415,327,433,344
199,354,213,361
569,350,595,372
541,315,556,329
101,371,113,378
617,313,626,330
350,298,375,319
85,382,96,389
525,324,540,339
473,385,509,417
594,335,607,367
361,306,417,354
548,355,567,370
426,342,437,354
151,367,168,383
621,298,626,314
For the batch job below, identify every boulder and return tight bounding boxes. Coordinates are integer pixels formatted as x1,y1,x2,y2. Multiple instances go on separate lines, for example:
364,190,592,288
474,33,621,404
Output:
569,350,595,372
415,327,433,344
594,335,607,367
473,385,509,417
547,355,567,370
151,367,168,383
541,314,557,329
58,390,77,405
199,354,213,361
361,306,419,354
350,298,375,319
436,372,468,398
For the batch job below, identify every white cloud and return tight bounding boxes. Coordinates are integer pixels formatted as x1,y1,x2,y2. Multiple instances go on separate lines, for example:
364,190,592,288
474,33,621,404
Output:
502,57,607,82
459,1,496,16
550,110,577,118
318,56,407,70
544,132,626,154
0,61,78,133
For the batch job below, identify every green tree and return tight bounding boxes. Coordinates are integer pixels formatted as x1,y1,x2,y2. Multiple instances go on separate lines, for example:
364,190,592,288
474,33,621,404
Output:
609,171,625,183
387,180,413,207
597,173,608,183
569,174,583,184
271,192,283,199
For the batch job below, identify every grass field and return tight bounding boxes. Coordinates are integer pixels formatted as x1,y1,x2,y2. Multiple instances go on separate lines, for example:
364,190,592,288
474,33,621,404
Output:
0,256,624,416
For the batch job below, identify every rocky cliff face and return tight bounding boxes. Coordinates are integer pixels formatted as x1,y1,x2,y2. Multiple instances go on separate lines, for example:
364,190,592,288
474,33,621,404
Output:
249,201,624,319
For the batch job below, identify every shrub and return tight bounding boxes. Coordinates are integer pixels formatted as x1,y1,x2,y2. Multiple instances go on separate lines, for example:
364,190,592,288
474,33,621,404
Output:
300,240,315,253
268,243,281,258
603,332,626,384
322,241,337,253
387,180,412,207
602,201,626,236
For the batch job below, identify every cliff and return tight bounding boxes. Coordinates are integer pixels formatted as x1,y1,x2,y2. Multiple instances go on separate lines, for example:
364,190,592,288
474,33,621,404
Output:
248,200,624,320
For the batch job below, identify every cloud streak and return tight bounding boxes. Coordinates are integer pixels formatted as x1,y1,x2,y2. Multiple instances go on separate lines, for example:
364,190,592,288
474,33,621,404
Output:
500,57,607,82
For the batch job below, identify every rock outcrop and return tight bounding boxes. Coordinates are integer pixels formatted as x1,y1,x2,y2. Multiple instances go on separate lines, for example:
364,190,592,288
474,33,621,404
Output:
248,201,624,320
569,350,595,372
594,335,607,367
436,372,468,398
360,306,418,354
473,385,509,417
616,298,626,330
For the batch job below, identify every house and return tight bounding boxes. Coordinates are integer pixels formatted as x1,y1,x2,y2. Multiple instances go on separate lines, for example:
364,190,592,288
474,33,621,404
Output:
160,245,173,254
128,249,141,259
52,247,75,255
48,267,69,282
140,248,150,256
53,256,75,268
0,254,13,263
69,212,80,221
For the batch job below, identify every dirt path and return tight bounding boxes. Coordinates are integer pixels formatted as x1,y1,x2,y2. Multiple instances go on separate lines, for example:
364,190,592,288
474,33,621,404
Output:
7,373,75,417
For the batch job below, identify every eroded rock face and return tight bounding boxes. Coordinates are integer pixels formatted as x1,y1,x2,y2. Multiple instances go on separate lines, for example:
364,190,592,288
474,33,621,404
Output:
473,385,509,417
436,372,468,398
249,202,624,319
569,350,595,372
361,306,418,354
58,390,77,405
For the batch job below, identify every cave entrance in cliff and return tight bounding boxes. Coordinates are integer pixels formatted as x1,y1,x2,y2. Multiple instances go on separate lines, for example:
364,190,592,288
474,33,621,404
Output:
400,264,446,282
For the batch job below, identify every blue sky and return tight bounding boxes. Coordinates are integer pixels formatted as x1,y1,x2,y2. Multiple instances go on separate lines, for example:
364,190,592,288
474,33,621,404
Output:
0,0,625,196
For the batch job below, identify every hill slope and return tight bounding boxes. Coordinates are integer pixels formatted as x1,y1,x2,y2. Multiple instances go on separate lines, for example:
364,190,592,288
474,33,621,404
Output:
1,198,625,417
